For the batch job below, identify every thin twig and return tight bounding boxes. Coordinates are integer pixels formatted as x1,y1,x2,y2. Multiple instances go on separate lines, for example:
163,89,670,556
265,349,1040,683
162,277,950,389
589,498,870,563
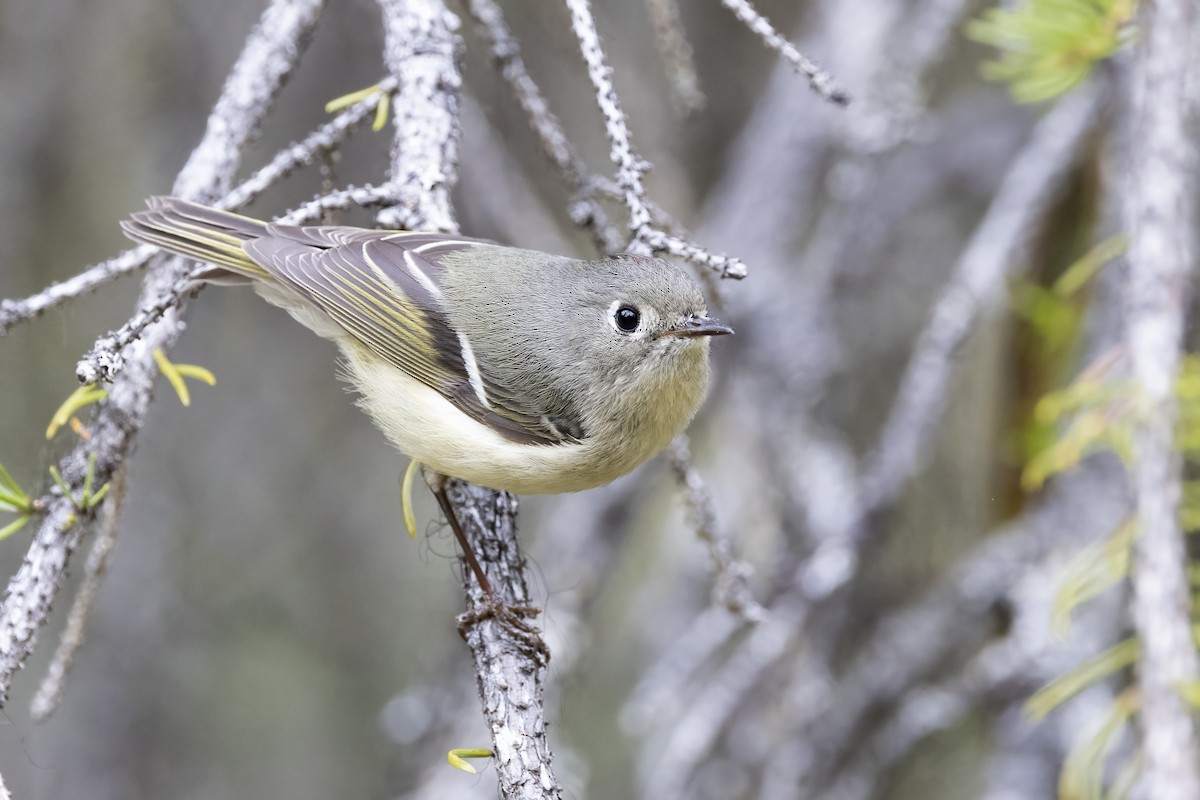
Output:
639,229,746,279
1125,0,1200,796
277,183,396,224
465,0,623,254
0,246,157,337
564,0,653,234
564,0,744,277
719,0,849,105
75,274,198,386
4,76,388,345
668,437,764,622
219,77,398,211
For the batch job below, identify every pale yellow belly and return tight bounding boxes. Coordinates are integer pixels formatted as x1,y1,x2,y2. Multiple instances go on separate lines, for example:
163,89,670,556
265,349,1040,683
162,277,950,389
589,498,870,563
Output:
344,350,644,494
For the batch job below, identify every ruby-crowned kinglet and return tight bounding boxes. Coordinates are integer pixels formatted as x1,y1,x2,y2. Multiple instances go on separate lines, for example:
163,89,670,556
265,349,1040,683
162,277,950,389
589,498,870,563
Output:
122,197,732,495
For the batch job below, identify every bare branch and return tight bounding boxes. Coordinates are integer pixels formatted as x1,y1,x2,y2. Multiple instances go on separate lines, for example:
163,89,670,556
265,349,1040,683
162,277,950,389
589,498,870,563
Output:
219,77,398,211
0,0,326,707
719,0,848,105
465,0,623,254
0,246,156,337
564,0,742,277
1125,1,1200,796
860,82,1103,514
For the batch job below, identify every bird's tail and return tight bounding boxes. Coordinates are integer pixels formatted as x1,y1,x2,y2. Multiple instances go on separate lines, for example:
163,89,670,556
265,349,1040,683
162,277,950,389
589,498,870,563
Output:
120,197,272,282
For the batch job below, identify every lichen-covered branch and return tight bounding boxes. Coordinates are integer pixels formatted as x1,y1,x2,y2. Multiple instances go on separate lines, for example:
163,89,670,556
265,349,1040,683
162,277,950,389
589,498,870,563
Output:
0,0,326,706
445,481,562,799
375,1,562,797
1124,1,1200,796
30,469,127,721
375,0,461,234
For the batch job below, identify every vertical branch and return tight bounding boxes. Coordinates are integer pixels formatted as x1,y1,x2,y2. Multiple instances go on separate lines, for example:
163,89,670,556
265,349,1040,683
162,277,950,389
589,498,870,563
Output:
375,0,462,234
375,2,562,797
1125,1,1200,797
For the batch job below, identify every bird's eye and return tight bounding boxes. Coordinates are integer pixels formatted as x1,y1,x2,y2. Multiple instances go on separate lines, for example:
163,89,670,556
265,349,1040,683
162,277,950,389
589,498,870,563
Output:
614,305,641,333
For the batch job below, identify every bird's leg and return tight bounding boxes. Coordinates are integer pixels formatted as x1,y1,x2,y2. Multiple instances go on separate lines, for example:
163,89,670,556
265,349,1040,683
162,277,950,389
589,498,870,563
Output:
422,470,543,639
425,472,495,597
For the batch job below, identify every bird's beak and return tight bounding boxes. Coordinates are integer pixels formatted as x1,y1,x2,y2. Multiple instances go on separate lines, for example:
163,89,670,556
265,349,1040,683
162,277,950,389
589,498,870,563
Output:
657,315,735,339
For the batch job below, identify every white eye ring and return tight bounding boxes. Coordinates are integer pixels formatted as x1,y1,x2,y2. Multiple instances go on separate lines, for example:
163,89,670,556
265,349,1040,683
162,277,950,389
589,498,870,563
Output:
608,301,644,335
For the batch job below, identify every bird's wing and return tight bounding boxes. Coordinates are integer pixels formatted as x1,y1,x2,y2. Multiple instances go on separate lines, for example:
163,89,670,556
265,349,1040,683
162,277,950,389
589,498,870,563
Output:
245,229,579,446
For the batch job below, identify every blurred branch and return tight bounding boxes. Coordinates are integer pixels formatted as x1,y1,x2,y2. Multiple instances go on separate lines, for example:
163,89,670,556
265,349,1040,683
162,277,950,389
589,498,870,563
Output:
1124,0,1200,796
640,591,815,800
811,636,1038,800
644,0,705,115
668,437,764,622
795,457,1128,793
978,708,1066,800
0,0,327,706
719,0,849,105
860,81,1103,515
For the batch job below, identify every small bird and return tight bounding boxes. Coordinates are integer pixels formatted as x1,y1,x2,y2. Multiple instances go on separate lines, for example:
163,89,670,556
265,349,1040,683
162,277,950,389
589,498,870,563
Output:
122,197,732,591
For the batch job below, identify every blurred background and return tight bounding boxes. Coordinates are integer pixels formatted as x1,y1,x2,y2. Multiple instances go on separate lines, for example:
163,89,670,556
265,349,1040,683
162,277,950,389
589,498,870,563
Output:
0,0,1136,798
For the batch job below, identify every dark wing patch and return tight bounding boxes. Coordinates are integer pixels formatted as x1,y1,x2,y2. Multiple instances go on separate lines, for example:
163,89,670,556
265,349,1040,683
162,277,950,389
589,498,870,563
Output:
243,231,578,446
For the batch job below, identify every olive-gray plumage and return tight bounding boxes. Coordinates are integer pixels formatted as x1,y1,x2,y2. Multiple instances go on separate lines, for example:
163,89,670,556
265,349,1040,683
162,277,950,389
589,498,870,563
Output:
121,197,731,494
